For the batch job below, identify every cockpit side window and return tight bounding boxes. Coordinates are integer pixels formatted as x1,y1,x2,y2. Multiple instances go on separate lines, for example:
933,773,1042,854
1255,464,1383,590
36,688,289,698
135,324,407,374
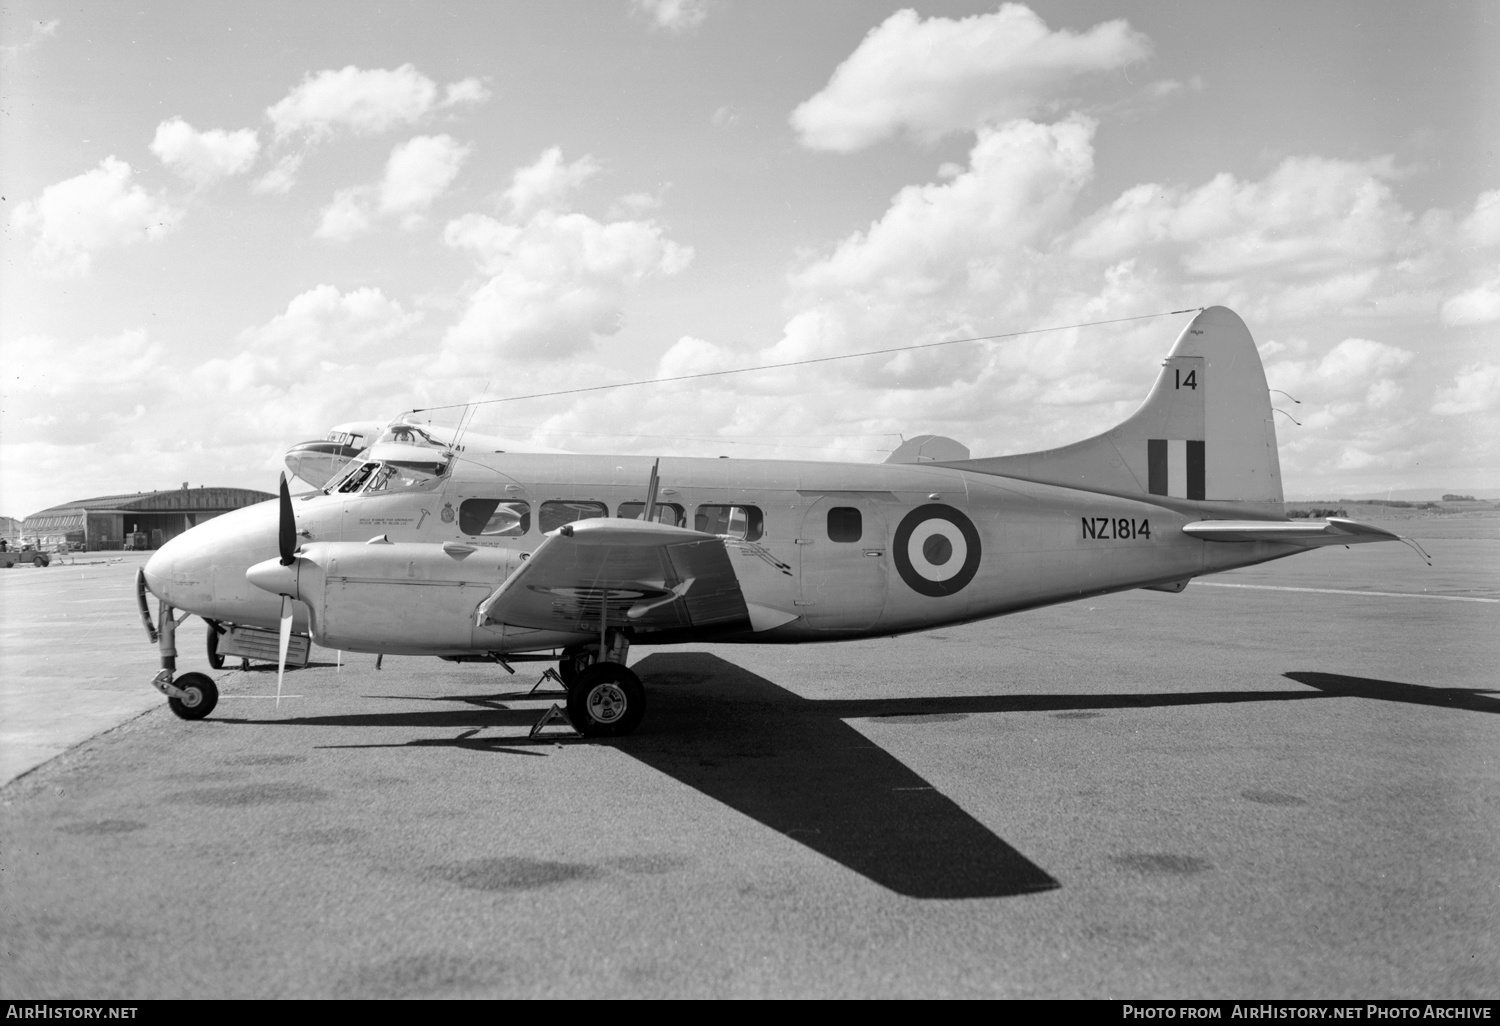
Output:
336,462,376,493
362,459,449,493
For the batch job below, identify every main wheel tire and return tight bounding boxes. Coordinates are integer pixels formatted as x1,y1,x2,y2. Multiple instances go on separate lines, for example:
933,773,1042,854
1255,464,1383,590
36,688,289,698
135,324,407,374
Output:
167,671,219,720
566,663,645,737
206,627,225,669
557,645,597,688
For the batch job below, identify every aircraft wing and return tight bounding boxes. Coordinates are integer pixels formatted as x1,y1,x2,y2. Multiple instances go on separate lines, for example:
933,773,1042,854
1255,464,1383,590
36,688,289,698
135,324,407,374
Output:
475,518,751,635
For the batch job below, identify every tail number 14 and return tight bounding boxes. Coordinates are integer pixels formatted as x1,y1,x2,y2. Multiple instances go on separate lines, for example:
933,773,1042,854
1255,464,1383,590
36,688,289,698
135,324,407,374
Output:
1175,368,1197,390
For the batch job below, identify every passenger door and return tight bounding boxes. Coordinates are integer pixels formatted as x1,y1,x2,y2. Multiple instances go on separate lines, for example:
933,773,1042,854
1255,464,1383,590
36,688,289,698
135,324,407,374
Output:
797,497,887,630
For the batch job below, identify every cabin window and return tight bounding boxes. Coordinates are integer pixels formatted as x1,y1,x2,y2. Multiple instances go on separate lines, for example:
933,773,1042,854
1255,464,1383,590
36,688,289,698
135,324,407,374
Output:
695,504,764,541
539,500,609,533
616,501,685,527
827,506,862,543
459,499,530,537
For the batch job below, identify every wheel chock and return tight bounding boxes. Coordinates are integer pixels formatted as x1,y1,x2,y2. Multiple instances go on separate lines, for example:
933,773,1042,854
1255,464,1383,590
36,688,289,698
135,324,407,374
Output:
529,703,581,739
528,668,568,696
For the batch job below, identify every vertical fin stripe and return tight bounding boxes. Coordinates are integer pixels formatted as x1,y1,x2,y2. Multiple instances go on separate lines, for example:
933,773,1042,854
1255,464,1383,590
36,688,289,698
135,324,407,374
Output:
1147,439,1167,495
1187,440,1206,501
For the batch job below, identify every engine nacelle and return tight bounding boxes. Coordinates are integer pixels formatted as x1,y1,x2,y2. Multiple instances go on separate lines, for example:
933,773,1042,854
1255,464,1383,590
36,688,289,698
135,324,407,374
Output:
247,541,582,654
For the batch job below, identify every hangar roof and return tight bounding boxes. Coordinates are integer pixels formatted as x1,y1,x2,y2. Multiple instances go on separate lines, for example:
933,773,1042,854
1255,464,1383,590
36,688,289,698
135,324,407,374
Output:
25,486,275,524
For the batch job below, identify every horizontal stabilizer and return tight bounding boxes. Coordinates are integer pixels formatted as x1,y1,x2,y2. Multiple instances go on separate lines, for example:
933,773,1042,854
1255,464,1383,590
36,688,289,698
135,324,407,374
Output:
1182,517,1430,563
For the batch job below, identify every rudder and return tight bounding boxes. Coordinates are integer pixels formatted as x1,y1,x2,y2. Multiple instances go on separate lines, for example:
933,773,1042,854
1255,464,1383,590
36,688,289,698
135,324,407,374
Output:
954,306,1283,506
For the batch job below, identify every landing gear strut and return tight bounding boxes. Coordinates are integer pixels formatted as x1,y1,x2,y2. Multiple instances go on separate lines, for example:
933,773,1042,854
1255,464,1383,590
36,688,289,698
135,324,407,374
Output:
558,628,643,737
556,644,596,688
206,622,225,669
137,568,219,721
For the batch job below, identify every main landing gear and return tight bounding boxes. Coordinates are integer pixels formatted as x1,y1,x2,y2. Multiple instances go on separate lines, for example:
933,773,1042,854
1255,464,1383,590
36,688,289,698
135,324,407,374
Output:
555,630,645,737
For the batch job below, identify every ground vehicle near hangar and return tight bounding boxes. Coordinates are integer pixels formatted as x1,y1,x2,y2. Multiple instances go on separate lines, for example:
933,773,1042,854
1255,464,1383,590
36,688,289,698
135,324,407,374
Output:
1,543,51,568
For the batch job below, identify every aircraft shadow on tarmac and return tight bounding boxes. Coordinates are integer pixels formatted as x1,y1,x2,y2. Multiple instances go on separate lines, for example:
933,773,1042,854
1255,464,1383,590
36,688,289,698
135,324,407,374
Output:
219,653,1426,901
216,658,1498,899
1284,671,1500,713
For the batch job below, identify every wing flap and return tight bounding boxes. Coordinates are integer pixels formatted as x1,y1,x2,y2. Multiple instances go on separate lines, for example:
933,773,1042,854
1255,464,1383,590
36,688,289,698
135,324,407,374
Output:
476,519,751,634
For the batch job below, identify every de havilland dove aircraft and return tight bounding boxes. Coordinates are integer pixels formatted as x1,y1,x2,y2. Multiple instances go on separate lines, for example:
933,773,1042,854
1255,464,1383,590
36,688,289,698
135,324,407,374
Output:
137,307,1426,737
283,419,573,488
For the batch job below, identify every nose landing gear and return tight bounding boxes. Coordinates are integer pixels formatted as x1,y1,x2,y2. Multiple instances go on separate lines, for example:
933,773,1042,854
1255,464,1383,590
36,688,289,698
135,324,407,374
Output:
163,671,219,720
138,568,220,720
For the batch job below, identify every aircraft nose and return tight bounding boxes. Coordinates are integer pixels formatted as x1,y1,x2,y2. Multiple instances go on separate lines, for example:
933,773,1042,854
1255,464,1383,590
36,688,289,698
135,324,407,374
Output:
140,499,285,623
142,527,214,610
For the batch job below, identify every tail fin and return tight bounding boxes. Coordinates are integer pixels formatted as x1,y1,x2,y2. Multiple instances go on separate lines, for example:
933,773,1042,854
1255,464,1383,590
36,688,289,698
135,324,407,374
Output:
955,306,1283,506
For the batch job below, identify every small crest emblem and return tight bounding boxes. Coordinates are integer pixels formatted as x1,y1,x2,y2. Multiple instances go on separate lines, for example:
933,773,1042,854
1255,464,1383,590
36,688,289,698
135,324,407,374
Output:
440,502,455,524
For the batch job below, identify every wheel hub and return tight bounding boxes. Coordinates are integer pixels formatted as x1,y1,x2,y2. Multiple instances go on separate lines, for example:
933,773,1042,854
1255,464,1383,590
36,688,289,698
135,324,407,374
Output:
585,683,627,724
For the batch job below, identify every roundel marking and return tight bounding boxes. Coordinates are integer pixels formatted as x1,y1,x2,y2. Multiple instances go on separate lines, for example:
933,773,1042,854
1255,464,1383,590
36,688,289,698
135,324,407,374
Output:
893,503,981,597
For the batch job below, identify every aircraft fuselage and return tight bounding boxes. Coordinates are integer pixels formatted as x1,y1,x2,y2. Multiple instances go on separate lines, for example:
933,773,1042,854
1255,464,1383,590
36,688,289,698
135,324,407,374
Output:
144,450,1299,656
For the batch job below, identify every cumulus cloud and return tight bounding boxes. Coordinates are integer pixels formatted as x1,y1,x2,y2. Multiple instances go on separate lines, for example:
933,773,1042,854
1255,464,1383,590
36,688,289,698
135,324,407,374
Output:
1071,157,1413,279
633,0,708,33
442,210,692,360
1441,274,1500,326
645,115,1130,463
503,147,599,220
638,111,1495,491
266,64,489,140
1,17,59,60
10,157,182,276
794,117,1095,308
437,148,691,362
315,134,470,241
151,117,260,186
1459,189,1500,249
251,154,304,196
791,4,1150,151
194,285,422,392
1432,363,1500,416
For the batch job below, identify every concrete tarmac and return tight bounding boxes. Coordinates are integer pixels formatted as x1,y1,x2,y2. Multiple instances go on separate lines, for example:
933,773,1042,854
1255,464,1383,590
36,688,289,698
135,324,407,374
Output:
1,519,1496,998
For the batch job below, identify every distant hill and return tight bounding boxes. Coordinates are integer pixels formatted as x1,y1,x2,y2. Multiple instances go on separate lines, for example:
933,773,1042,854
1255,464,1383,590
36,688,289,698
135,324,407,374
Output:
1286,489,1500,502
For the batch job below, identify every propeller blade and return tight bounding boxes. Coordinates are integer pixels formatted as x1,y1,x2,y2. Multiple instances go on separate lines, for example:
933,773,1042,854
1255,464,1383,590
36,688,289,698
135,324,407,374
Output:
276,594,292,709
278,473,296,566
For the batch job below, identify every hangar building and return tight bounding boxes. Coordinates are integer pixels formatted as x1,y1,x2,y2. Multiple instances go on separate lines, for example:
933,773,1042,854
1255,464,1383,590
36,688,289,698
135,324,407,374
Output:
23,485,275,551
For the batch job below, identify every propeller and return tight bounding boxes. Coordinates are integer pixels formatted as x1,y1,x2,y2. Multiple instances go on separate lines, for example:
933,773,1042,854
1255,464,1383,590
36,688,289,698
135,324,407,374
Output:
276,473,295,706
276,595,293,708
278,473,296,566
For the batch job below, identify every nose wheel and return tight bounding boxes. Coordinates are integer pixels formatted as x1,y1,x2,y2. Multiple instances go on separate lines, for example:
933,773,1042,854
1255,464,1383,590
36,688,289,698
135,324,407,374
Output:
565,663,645,737
166,672,219,720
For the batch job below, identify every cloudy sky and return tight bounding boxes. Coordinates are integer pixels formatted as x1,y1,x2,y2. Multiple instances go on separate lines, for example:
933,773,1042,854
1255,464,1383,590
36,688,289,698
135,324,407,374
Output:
3,1,1497,517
